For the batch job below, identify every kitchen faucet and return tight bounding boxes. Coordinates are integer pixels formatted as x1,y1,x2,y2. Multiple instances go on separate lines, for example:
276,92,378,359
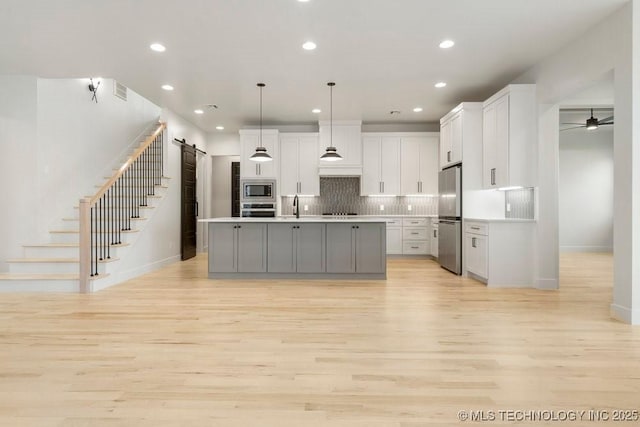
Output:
293,195,300,219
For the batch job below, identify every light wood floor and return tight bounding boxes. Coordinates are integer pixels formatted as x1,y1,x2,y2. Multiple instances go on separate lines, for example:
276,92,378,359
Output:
1,253,638,426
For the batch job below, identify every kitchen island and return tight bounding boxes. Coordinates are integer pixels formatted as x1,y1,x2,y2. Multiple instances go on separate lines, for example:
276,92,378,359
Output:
200,217,386,279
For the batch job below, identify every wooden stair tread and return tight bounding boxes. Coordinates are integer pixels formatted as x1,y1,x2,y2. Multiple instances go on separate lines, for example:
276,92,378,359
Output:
7,257,120,264
62,217,147,221
23,243,130,248
50,230,139,234
74,205,155,209
0,273,109,281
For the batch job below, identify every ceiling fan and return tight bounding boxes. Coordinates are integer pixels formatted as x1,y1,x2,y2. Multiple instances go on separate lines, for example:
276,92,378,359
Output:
561,108,614,131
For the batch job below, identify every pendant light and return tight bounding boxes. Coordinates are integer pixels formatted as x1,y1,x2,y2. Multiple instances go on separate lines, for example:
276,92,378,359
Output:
250,83,273,162
320,82,343,161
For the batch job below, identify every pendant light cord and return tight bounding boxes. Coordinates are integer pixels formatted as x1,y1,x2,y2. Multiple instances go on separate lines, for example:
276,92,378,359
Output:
259,84,263,148
328,82,335,148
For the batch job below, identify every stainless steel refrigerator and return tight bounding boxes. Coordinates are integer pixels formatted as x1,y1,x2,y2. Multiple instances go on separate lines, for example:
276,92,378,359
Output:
438,165,461,275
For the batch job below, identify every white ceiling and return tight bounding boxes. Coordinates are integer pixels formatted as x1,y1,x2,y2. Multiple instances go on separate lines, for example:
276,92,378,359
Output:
0,0,629,133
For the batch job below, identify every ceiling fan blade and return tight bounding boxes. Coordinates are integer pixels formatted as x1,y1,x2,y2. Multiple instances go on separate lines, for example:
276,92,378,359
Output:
560,125,586,131
598,116,614,123
599,122,614,126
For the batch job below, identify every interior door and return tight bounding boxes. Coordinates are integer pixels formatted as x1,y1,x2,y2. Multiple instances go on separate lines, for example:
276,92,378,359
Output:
181,144,198,260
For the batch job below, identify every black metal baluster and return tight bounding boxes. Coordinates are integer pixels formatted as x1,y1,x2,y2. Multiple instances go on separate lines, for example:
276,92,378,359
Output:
98,197,103,262
106,188,113,259
90,206,95,276
117,178,122,243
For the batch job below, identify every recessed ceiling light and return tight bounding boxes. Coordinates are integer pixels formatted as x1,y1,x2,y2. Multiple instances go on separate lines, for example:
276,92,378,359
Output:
302,41,317,50
435,82,447,88
194,109,204,114
439,39,455,49
298,0,310,2
413,107,423,112
150,43,166,52
161,84,174,91
216,126,225,130
312,108,321,114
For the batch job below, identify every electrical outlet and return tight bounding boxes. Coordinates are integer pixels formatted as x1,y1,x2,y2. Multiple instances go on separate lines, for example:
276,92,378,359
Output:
304,205,308,211
506,203,511,212
407,204,412,211
379,204,384,211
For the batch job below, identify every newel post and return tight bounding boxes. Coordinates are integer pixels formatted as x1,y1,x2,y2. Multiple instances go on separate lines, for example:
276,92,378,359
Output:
79,198,91,293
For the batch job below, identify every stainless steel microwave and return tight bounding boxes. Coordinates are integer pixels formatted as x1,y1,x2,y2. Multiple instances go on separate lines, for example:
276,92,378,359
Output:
240,179,276,202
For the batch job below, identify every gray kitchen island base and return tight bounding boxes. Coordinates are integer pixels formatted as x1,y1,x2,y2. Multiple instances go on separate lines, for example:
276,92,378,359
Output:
201,218,387,280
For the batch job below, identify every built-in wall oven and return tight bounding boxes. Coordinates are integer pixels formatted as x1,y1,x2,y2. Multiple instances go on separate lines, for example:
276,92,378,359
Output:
240,179,276,217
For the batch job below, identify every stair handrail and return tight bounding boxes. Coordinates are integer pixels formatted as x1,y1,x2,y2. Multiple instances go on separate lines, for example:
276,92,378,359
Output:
79,121,166,293
91,121,166,205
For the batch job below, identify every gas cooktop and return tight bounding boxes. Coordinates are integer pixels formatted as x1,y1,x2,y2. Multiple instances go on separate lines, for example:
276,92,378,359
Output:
321,212,358,216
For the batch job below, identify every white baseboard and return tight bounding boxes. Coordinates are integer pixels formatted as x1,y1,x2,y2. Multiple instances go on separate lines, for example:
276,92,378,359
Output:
536,278,559,290
91,254,181,292
560,246,613,253
610,304,640,325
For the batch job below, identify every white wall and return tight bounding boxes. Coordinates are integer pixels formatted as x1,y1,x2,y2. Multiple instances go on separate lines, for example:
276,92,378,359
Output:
559,128,614,252
207,132,240,156
0,76,39,272
514,0,639,322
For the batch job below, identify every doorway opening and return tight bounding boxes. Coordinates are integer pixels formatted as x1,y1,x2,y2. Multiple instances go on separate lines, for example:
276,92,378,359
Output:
557,74,614,293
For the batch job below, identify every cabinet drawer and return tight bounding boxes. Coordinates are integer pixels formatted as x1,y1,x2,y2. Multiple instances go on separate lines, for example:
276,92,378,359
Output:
403,227,428,240
403,241,429,254
465,222,488,235
384,218,402,226
402,217,428,227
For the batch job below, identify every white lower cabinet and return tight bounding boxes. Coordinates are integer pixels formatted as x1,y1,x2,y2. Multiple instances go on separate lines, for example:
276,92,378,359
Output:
465,223,488,279
383,218,403,255
402,217,430,255
430,219,439,258
464,219,534,287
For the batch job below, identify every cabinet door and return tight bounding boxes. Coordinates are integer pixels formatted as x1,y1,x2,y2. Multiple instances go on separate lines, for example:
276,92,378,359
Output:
298,136,319,195
400,138,421,195
440,120,451,169
495,95,510,188
418,135,439,196
296,223,326,273
386,227,403,254
208,224,237,273
465,233,488,278
326,223,355,273
380,136,401,195
267,223,296,273
236,223,267,272
430,226,439,257
483,103,498,188
279,136,299,196
451,112,463,164
361,136,381,195
355,223,386,273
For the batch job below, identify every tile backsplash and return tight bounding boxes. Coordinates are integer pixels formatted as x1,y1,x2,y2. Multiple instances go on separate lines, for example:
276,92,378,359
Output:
281,177,437,216
505,188,535,219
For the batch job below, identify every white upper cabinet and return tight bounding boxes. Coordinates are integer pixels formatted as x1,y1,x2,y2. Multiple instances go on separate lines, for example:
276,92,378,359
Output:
240,129,279,179
318,121,362,175
439,112,462,169
361,134,401,196
482,84,536,189
400,134,439,196
279,133,319,196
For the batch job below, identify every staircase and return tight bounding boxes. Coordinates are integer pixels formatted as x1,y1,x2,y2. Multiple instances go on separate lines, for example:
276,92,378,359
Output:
0,121,169,293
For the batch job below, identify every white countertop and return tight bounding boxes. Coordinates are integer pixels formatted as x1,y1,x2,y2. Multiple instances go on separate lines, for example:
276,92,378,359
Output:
199,217,388,223
464,217,536,223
